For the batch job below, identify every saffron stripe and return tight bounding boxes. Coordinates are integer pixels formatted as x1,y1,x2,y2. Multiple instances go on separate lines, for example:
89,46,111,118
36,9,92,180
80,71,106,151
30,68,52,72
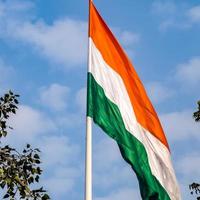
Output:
89,1,169,149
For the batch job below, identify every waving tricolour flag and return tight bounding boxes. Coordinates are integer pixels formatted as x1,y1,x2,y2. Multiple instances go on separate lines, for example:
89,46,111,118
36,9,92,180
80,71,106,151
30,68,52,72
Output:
86,1,181,199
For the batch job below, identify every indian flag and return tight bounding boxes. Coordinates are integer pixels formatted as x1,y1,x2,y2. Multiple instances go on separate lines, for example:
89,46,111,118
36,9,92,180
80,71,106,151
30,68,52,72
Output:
87,1,181,199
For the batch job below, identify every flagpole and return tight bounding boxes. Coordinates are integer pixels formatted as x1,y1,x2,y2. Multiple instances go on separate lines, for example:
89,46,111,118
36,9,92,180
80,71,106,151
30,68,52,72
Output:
85,0,92,200
85,117,92,200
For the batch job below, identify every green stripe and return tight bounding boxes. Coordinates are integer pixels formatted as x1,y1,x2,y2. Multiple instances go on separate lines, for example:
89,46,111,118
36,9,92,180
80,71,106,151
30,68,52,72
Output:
87,73,170,200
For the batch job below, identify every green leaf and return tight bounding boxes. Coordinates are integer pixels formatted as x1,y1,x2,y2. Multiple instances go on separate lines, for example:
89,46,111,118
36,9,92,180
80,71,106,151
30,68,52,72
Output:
34,154,40,159
28,177,34,184
14,99,19,104
3,194,9,199
35,175,39,182
9,90,13,95
0,181,6,189
2,131,7,137
42,194,50,200
35,160,41,164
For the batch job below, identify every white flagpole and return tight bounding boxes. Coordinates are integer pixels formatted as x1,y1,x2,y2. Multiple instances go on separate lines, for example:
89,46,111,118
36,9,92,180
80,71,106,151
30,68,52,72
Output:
85,1,92,200
85,117,92,200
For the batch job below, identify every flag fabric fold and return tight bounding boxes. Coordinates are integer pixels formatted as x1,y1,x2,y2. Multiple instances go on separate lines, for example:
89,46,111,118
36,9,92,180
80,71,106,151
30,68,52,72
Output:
87,2,181,199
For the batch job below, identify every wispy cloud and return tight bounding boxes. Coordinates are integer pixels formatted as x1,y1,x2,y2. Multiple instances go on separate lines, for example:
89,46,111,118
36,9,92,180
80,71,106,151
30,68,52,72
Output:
13,19,87,67
4,103,82,199
175,57,200,86
152,1,176,15
40,135,81,200
187,5,200,23
76,87,86,112
0,0,139,69
94,138,120,171
0,18,87,67
39,83,70,111
0,58,15,93
177,153,200,180
7,105,57,144
151,1,200,31
95,187,140,200
117,30,140,47
40,135,79,167
0,0,35,37
146,81,174,104
112,28,140,58
93,137,136,191
0,0,87,67
0,0,34,18
175,152,200,199
151,1,178,31
160,110,200,142
145,55,200,104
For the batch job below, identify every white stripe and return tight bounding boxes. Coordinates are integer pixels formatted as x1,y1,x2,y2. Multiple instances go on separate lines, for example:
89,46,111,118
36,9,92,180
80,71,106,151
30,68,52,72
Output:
89,38,181,200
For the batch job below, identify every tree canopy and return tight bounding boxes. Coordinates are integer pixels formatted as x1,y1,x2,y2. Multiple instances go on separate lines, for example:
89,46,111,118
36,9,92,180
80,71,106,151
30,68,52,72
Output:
189,101,200,200
0,91,50,200
193,101,200,122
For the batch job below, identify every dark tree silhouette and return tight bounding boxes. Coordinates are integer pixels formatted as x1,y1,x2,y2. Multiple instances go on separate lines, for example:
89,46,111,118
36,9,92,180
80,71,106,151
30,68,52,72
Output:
189,101,200,199
189,183,200,200
0,91,50,200
193,101,200,122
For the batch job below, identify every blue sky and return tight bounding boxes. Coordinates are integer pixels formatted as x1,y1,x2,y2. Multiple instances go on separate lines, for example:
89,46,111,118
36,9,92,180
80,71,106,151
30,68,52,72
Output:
0,0,200,199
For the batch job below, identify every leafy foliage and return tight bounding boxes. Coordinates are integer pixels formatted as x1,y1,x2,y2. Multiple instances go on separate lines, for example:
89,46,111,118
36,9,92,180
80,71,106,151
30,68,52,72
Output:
190,102,200,200
190,183,200,200
0,91,50,200
193,101,200,122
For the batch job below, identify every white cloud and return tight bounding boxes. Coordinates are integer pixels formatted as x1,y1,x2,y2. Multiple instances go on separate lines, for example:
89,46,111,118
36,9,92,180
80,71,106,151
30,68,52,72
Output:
0,58,15,93
0,0,34,23
151,1,178,31
44,177,74,198
39,83,70,111
0,0,87,68
95,188,140,200
7,19,138,68
94,165,134,190
0,59,11,76
187,5,200,23
53,167,80,179
93,137,136,190
112,27,140,50
110,28,140,58
151,1,200,31
56,113,83,128
0,0,34,18
146,81,174,104
159,19,176,31
76,87,86,112
0,0,139,68
38,135,81,199
118,31,140,47
160,110,200,142
94,138,120,171
13,19,87,67
152,1,176,15
2,102,81,199
175,152,200,199
40,135,79,167
6,105,57,144
43,166,81,199
177,153,200,179
175,57,200,86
